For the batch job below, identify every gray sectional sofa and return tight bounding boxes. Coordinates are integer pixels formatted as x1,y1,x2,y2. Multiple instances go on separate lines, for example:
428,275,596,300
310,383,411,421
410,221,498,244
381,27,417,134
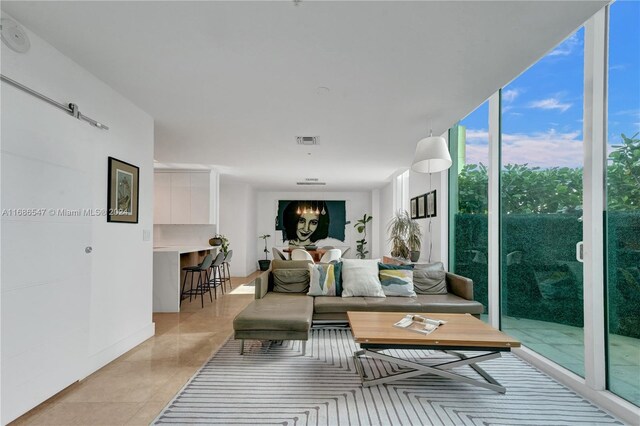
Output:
233,259,483,353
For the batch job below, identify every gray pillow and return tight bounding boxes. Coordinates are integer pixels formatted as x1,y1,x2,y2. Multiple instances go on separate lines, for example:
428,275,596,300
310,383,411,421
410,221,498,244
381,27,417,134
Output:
413,269,447,294
273,269,310,293
414,261,445,271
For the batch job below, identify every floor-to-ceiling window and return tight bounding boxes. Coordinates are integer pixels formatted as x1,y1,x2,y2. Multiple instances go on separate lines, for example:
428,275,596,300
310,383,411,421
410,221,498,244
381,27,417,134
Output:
606,0,640,406
500,28,586,376
449,102,489,316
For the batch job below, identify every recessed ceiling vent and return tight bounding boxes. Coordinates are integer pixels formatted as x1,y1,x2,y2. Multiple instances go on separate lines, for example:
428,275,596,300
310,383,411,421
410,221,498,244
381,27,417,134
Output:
296,181,326,186
296,136,319,145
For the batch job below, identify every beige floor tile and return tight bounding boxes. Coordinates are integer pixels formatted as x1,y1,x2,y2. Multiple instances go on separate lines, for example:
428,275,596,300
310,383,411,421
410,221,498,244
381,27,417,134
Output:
124,400,168,425
27,402,143,426
9,278,255,425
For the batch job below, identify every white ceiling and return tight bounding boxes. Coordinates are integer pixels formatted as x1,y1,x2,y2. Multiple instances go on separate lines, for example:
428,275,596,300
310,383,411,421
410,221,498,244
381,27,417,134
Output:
1,1,607,191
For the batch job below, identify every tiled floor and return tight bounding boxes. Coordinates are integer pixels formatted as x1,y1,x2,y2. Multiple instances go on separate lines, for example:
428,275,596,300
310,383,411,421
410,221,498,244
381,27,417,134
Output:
10,273,258,425
503,316,640,406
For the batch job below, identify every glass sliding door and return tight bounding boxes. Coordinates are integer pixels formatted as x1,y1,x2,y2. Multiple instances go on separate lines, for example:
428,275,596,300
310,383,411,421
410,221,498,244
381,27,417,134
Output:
449,101,490,318
606,0,640,406
500,28,586,376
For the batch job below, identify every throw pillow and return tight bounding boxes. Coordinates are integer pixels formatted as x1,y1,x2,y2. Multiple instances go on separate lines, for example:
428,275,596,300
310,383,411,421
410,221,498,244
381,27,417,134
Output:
307,263,337,296
413,261,445,271
341,259,385,298
413,269,447,294
330,260,343,296
272,268,310,293
378,263,416,297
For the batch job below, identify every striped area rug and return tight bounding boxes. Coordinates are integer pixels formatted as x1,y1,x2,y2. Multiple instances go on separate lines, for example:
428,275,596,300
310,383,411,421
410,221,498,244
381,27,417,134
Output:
154,328,622,425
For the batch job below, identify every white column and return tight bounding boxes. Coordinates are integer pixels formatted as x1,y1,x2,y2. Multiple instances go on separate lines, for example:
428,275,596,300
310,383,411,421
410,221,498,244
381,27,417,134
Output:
487,91,501,328
582,7,608,391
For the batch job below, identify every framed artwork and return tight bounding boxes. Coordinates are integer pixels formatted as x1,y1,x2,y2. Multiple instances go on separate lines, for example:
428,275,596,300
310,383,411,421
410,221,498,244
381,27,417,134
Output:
417,194,426,218
410,197,418,219
107,156,139,223
275,200,346,246
425,190,437,218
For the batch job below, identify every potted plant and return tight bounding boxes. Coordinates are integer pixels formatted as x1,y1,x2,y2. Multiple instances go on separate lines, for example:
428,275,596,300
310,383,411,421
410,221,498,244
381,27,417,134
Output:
354,214,373,259
258,234,271,271
407,220,422,262
387,210,421,261
209,235,223,247
210,234,230,255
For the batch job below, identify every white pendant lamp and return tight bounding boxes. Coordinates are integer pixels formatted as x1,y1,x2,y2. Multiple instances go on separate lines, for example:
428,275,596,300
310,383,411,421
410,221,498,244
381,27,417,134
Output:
411,131,452,174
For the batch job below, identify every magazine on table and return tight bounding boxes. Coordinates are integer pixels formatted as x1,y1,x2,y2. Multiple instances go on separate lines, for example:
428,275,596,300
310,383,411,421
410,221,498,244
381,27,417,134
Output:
393,314,447,335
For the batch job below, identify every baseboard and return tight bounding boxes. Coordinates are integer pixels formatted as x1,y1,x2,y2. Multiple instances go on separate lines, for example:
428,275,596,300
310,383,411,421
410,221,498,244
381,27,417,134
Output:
514,346,639,425
81,322,156,379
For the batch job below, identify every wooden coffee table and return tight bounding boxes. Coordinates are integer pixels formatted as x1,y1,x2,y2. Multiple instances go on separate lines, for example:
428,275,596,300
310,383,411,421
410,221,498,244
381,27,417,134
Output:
347,311,521,393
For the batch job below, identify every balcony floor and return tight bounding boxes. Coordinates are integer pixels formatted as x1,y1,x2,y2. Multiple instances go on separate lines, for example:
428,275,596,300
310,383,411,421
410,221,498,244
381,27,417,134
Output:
501,315,639,406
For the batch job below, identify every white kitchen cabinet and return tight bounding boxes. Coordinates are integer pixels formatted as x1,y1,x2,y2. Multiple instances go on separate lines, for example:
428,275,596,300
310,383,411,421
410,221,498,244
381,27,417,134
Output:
154,172,171,224
154,170,212,224
170,172,191,224
189,172,210,224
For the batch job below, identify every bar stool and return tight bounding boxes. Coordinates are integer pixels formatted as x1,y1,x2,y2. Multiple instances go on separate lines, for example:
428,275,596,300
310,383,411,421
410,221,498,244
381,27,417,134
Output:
181,253,214,308
222,250,233,290
208,252,226,298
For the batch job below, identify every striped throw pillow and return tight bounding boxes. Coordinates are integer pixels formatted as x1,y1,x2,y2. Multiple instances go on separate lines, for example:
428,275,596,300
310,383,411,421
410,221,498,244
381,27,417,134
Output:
307,263,337,296
378,263,416,297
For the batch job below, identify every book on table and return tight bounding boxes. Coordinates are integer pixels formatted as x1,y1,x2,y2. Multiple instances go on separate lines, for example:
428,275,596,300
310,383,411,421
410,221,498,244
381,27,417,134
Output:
393,314,447,335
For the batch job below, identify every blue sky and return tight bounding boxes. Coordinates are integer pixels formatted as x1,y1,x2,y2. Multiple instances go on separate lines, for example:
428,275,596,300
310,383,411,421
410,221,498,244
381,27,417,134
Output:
460,0,639,168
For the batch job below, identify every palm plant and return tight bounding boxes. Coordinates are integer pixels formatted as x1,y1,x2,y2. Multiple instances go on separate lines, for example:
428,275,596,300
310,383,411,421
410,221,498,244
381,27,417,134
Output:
388,210,422,260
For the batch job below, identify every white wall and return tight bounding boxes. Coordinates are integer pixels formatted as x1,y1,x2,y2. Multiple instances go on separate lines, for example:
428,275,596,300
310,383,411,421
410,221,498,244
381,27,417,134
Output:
378,181,395,258
218,177,257,277
256,191,375,260
1,16,154,423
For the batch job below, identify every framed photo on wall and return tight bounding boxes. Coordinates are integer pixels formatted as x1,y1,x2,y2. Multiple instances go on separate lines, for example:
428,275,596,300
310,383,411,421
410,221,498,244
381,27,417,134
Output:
425,190,437,218
417,194,426,218
107,156,139,223
410,197,418,219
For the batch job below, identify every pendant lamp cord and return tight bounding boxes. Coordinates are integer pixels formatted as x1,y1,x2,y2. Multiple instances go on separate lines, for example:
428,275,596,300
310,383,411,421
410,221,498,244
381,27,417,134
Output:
428,172,433,263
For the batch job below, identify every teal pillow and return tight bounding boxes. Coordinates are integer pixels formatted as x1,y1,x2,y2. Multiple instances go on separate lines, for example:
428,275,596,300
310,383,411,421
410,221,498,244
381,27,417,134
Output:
378,263,416,297
331,260,343,296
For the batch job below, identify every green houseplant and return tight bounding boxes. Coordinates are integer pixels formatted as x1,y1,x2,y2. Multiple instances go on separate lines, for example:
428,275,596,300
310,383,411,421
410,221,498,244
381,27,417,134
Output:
258,234,271,271
210,234,230,255
354,214,373,259
388,210,422,261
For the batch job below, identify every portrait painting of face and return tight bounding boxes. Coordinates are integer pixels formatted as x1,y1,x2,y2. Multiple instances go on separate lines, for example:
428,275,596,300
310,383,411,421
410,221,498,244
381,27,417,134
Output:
276,200,346,246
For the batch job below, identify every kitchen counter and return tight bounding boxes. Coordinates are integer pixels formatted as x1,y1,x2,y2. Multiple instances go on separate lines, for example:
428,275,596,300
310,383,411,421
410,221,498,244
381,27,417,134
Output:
153,245,218,254
153,245,219,312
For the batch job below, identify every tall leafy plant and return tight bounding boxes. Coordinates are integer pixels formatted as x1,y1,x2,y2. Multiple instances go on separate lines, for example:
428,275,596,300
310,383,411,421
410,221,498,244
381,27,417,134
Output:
387,210,421,259
354,214,373,259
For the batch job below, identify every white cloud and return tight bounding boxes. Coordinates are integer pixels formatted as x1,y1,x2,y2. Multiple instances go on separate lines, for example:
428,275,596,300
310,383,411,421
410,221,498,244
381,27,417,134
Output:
463,129,583,169
502,89,519,103
613,109,640,118
529,98,572,113
548,33,581,57
465,129,488,143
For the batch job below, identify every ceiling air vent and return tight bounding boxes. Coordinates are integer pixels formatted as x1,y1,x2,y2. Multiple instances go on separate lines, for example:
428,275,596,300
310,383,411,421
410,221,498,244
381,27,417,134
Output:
296,182,326,186
296,136,319,145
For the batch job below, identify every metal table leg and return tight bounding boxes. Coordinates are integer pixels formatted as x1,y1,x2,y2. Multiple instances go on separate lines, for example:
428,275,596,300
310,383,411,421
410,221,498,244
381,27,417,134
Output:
353,348,507,393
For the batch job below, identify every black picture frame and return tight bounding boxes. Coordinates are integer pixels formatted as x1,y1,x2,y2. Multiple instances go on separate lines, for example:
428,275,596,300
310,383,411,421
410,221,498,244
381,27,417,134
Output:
107,156,139,223
425,190,437,218
417,193,426,218
410,197,418,219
